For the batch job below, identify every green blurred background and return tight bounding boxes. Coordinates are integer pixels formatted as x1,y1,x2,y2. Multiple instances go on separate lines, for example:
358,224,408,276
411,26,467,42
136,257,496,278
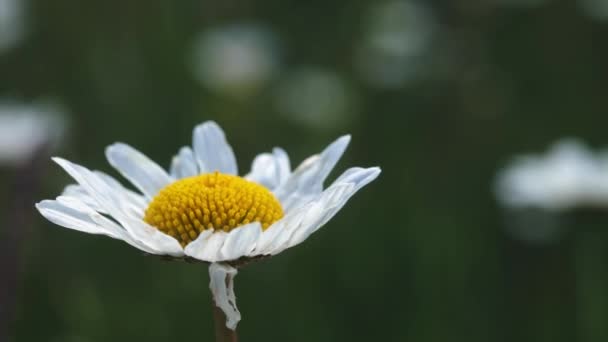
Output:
1,0,608,341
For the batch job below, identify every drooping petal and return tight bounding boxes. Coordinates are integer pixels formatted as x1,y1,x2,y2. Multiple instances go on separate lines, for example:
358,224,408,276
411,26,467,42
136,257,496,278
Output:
94,170,148,214
193,121,238,175
277,184,354,253
333,166,382,189
62,184,106,213
105,143,173,199
52,157,183,256
170,146,199,179
36,197,157,254
265,183,354,255
278,167,381,253
36,199,121,238
274,135,351,211
257,167,380,256
184,230,227,262
209,263,241,330
61,172,148,218
220,222,262,261
252,204,310,255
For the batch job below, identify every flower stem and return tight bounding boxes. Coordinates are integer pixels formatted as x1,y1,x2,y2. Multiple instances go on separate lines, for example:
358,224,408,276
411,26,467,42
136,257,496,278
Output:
575,229,608,341
0,145,48,341
212,301,238,342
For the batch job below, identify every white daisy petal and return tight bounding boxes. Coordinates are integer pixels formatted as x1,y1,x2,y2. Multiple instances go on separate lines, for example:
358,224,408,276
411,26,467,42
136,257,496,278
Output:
183,229,213,258
279,184,355,253
37,197,157,254
209,263,241,330
220,222,262,261
185,230,228,262
307,167,380,233
245,153,276,187
253,205,310,255
333,166,382,190
280,167,381,252
170,146,199,179
268,183,354,255
62,184,106,213
61,176,147,218
56,196,163,254
52,157,183,256
128,219,185,256
193,121,238,175
245,147,291,190
274,135,351,211
36,199,121,238
273,147,291,184
105,143,173,199
314,135,351,182
94,170,148,214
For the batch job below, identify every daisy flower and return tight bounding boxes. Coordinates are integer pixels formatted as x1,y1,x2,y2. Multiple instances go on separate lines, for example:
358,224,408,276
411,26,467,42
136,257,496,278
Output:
36,121,381,332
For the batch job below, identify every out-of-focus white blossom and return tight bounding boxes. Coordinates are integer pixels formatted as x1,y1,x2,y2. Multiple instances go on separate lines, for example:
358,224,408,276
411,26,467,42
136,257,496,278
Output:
355,0,435,88
191,24,280,97
274,67,355,129
0,0,24,53
0,101,67,166
495,139,608,211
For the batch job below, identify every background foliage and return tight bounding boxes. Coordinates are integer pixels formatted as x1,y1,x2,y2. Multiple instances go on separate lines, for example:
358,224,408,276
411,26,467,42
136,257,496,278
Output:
2,0,608,341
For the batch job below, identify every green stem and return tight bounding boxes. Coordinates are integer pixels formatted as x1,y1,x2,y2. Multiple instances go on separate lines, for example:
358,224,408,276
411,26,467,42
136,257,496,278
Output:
575,230,608,342
212,301,238,342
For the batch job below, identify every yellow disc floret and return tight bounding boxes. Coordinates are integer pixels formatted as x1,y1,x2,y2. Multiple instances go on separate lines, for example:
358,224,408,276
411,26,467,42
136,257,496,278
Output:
144,172,284,246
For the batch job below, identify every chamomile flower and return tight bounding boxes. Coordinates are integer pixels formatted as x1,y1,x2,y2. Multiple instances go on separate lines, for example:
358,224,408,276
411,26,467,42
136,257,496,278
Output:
36,121,380,330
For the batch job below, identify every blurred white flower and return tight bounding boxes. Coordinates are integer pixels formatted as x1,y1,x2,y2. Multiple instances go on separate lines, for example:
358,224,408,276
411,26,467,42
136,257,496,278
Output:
275,67,355,129
495,139,608,211
191,24,280,97
578,0,608,21
0,0,24,53
355,0,435,88
0,101,67,166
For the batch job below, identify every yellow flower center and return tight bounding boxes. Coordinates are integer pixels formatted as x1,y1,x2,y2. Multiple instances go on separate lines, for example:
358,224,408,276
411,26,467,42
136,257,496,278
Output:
144,172,284,246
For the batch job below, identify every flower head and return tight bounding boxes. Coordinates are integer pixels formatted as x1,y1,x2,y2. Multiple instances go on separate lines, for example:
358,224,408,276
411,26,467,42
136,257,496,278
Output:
36,121,380,329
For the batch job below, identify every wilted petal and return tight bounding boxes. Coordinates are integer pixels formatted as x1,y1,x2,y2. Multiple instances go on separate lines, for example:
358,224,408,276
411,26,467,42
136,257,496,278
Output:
209,263,241,330
269,167,381,254
36,197,157,254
